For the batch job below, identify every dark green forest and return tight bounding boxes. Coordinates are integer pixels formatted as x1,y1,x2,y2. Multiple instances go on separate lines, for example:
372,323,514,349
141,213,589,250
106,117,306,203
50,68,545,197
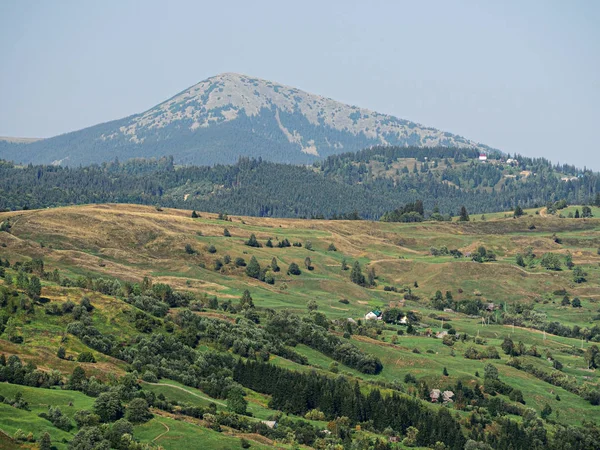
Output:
1,146,599,219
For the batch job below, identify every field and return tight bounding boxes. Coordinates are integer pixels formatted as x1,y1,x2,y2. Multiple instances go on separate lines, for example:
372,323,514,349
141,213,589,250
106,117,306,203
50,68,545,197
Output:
0,203,599,447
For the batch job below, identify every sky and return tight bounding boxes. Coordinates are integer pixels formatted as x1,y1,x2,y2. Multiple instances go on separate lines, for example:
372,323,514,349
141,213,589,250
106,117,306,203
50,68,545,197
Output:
0,0,599,169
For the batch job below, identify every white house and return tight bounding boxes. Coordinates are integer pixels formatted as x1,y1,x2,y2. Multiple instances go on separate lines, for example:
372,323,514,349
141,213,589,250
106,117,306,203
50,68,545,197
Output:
478,154,488,162
364,310,382,320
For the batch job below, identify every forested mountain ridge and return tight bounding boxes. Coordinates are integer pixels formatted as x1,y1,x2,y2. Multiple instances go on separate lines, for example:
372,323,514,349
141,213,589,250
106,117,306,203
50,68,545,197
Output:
0,73,494,166
0,147,599,219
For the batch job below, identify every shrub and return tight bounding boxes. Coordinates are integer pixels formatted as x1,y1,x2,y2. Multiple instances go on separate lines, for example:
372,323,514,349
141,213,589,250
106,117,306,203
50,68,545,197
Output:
287,263,301,275
77,352,96,363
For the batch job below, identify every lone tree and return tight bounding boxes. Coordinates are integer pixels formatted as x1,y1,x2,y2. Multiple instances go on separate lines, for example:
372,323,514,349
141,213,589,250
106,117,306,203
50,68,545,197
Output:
350,261,366,286
341,258,348,271
191,210,199,218
223,228,231,237
367,267,376,287
245,256,261,279
271,257,280,272
514,205,524,217
573,266,587,283
304,257,313,271
541,403,552,420
459,206,470,222
240,290,254,309
245,234,261,248
39,432,52,450
287,262,301,275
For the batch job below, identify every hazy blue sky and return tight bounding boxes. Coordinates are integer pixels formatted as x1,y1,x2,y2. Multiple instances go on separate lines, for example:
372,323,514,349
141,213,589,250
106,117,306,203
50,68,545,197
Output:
1,0,598,169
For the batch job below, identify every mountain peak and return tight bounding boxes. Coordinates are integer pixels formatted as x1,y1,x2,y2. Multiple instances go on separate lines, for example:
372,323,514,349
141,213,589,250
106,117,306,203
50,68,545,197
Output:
0,73,494,166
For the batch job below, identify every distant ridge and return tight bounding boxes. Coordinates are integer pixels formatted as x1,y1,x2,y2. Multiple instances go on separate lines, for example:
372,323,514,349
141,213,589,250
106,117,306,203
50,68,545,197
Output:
0,73,495,166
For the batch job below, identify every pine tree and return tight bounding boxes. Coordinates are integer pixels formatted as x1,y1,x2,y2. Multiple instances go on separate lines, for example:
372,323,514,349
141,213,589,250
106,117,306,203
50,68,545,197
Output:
245,234,261,247
459,206,470,222
350,261,365,286
39,432,52,450
443,367,449,376
245,256,261,279
514,205,524,217
341,258,348,271
223,228,231,237
240,290,254,309
367,267,376,286
271,257,280,272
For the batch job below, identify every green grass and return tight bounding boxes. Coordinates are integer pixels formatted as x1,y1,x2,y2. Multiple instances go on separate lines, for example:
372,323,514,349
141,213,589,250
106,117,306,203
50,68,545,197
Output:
2,203,600,439
0,383,95,449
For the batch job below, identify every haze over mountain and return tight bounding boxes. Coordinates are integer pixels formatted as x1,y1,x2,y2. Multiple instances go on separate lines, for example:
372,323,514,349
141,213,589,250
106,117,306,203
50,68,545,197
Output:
0,73,494,166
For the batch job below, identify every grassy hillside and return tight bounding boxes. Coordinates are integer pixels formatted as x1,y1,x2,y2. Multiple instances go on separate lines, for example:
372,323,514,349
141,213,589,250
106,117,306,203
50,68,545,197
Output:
0,204,599,448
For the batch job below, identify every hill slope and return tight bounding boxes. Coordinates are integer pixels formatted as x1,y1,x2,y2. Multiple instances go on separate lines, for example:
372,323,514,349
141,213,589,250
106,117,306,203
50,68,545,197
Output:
1,204,600,448
0,73,494,166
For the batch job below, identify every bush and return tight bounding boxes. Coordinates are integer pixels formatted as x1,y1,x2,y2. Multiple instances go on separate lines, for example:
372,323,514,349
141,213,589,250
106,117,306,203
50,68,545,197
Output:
235,257,246,267
77,352,96,363
287,263,301,275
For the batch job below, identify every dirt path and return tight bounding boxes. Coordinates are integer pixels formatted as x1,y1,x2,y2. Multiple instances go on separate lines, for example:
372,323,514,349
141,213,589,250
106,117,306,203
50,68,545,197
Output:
142,381,227,407
153,421,170,442
510,265,553,276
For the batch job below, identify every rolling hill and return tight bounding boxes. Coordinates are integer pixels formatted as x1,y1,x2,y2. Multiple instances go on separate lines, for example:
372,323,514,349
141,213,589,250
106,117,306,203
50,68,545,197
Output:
0,73,494,166
0,204,599,449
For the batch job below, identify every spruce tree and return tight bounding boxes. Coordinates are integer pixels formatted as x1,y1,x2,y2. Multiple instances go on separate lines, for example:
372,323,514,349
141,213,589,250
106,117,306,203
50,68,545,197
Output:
245,256,261,279
350,261,365,286
514,205,524,217
367,267,376,286
245,234,261,247
459,206,470,222
271,257,280,272
240,290,254,309
191,210,199,218
341,258,348,271
39,432,52,450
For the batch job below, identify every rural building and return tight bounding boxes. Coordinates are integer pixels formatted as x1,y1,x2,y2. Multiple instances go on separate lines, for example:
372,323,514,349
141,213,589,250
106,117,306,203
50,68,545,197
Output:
364,310,382,320
479,154,487,162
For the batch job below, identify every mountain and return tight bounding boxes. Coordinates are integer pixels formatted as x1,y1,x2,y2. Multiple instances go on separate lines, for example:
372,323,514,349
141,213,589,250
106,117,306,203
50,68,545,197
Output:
0,73,495,166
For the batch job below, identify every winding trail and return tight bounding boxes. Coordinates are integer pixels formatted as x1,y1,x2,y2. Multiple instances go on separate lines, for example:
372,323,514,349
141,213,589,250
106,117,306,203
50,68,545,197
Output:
153,421,170,442
142,381,227,407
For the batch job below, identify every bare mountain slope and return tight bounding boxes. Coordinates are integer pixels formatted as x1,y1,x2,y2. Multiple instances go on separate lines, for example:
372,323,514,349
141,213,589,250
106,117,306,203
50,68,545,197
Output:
0,73,494,166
